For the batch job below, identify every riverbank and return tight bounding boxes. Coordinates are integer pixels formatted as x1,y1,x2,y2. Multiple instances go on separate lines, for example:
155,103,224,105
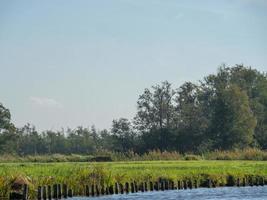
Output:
1,160,267,198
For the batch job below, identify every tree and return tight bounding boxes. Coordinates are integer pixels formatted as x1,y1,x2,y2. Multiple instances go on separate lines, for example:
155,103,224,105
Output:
111,118,135,152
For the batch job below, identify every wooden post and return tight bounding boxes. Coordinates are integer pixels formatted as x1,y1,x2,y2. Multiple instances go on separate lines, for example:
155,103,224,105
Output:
130,182,135,193
208,179,212,188
178,180,181,190
260,177,264,186
105,187,109,195
170,181,174,190
149,181,153,191
37,186,42,200
58,184,62,199
125,182,129,194
140,182,144,192
43,186,47,200
194,180,198,188
154,182,159,191
144,182,148,191
67,189,73,198
85,185,89,196
183,180,187,189
96,185,100,196
115,183,119,194
119,183,124,194
242,177,246,187
237,178,240,187
53,184,58,199
101,186,105,195
62,184,67,198
165,181,169,190
23,184,28,200
160,181,164,191
47,185,52,200
109,185,114,195
91,185,95,196
188,180,193,189
134,182,138,192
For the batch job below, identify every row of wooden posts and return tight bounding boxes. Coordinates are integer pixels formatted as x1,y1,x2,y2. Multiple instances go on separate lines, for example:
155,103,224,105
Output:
10,176,266,200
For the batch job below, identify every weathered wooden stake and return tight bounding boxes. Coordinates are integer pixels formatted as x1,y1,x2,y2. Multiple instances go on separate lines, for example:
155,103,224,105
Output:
85,185,89,196
47,185,52,200
154,182,159,191
115,183,119,194
194,180,198,188
188,180,193,189
62,184,67,198
58,184,62,199
43,186,47,200
237,178,240,187
109,185,114,195
101,186,105,195
130,182,135,193
53,184,58,199
134,182,138,192
67,189,73,197
144,182,148,191
105,187,109,195
119,183,124,194
242,177,246,187
183,180,188,190
91,185,95,196
170,181,174,190
149,181,153,191
165,181,169,190
23,184,28,200
177,180,181,190
37,186,42,200
160,181,164,191
260,177,264,186
96,185,100,196
125,182,129,194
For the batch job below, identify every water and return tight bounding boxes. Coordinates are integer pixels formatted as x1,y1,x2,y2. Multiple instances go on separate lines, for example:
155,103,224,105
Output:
72,186,267,200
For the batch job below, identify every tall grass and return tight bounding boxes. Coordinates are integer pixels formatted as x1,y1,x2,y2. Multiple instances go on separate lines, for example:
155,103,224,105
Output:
1,148,266,163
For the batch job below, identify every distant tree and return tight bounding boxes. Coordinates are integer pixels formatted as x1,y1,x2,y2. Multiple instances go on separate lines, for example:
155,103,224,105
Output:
111,118,135,152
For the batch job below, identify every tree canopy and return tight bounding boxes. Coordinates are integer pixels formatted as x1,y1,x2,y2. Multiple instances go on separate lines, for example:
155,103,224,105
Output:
0,64,267,155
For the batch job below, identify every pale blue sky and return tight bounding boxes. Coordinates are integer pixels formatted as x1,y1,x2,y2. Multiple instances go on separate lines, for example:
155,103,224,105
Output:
0,0,266,131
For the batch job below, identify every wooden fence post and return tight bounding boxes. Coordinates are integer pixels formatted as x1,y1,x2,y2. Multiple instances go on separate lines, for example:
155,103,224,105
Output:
58,184,62,199
91,185,95,196
62,184,67,198
115,183,119,194
125,182,129,194
109,185,114,195
37,186,42,200
47,185,52,200
42,186,47,200
101,185,105,195
119,183,124,194
53,184,58,199
23,184,28,200
67,189,73,198
149,181,153,191
130,182,135,193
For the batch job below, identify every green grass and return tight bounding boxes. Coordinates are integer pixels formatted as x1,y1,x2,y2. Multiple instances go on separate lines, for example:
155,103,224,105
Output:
1,160,267,198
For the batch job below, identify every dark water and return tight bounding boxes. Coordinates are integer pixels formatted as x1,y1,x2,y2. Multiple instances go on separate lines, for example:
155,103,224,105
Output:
72,186,267,200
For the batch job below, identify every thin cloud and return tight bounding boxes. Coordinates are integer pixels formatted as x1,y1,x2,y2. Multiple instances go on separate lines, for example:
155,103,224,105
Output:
29,96,63,108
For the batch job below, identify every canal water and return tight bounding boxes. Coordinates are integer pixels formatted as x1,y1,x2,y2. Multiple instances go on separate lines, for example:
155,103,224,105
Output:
72,186,267,200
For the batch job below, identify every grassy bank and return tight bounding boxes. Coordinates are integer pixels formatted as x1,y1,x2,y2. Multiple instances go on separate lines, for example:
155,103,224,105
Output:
1,160,267,198
1,148,267,163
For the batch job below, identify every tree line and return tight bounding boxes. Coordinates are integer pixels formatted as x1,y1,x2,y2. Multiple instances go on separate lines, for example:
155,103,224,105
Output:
0,64,267,155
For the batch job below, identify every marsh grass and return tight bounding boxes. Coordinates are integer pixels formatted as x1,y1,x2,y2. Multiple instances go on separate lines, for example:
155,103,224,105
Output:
0,160,267,198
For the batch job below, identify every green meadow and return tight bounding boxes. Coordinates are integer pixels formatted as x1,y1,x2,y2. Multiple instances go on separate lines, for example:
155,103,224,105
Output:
1,160,267,198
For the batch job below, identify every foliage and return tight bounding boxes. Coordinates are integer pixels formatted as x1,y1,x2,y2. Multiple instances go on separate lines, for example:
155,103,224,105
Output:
0,64,267,155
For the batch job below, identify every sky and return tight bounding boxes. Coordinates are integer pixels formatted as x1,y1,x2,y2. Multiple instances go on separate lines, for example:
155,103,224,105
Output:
0,0,266,131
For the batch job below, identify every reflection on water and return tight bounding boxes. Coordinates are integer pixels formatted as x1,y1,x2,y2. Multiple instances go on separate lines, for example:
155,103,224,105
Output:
72,186,267,200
